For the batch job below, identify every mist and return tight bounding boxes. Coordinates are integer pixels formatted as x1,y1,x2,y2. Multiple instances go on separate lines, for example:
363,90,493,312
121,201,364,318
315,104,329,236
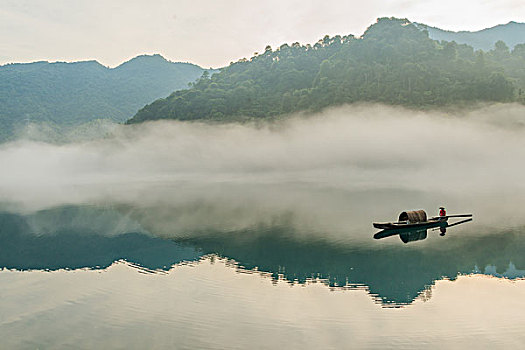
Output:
2,103,525,241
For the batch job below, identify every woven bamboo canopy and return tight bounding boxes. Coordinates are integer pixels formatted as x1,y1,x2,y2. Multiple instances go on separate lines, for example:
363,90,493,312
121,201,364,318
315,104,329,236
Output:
398,210,427,223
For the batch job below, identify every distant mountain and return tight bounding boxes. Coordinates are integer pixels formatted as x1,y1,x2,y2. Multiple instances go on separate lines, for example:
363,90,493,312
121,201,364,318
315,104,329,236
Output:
416,21,525,51
0,54,206,141
128,18,524,125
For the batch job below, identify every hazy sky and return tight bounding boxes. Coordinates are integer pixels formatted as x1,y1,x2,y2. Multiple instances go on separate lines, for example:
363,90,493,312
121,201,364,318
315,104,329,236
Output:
1,0,524,68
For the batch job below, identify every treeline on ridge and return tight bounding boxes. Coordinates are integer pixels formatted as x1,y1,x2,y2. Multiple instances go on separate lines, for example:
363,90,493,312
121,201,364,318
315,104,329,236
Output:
0,54,205,141
129,18,525,124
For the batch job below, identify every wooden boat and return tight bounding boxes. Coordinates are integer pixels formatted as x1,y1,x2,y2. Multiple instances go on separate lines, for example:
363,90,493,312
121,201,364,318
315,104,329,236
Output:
374,217,473,242
373,210,472,230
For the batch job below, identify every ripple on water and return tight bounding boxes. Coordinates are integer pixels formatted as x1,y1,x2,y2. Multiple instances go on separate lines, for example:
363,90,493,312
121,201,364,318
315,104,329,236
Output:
2,258,525,349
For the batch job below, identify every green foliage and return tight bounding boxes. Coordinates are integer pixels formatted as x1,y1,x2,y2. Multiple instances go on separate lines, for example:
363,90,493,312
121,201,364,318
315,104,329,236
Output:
129,18,521,125
0,54,205,141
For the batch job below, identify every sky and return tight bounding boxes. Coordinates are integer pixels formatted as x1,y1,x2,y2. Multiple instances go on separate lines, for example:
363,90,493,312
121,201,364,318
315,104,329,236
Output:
1,0,524,68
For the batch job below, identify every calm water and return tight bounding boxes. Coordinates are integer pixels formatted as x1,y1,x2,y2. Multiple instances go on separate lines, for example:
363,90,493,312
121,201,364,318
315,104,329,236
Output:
3,111,525,348
1,198,525,349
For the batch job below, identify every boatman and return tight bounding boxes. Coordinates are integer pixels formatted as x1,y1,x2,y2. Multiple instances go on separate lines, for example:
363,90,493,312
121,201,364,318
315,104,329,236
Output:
439,206,446,217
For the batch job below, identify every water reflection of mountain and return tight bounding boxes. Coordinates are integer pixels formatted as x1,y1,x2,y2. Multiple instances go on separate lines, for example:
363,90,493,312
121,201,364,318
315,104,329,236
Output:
1,207,525,306
0,211,201,271
180,227,525,305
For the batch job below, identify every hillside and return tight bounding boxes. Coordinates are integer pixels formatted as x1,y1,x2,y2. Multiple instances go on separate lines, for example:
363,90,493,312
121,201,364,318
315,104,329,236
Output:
417,21,525,51
128,18,524,124
0,54,205,141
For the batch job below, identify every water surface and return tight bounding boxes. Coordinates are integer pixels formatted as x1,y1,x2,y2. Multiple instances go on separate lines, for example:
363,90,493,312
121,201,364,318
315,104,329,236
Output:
1,200,525,349
2,107,525,348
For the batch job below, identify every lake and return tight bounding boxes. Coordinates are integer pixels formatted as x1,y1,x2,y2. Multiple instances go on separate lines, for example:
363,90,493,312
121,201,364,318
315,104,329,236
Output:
1,189,525,349
1,108,525,348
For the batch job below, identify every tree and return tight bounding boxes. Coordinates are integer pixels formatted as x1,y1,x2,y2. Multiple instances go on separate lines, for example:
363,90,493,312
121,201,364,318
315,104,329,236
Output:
128,17,520,124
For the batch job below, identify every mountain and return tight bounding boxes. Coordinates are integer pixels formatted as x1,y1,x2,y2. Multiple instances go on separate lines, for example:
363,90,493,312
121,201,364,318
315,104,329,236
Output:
417,21,525,51
0,54,206,141
128,18,524,125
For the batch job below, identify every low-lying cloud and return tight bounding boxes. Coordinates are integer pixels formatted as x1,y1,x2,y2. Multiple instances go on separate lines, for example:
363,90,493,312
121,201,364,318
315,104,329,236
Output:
2,103,525,240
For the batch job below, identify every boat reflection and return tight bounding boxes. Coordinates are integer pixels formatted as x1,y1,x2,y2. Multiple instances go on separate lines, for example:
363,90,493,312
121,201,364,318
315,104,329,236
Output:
374,218,473,243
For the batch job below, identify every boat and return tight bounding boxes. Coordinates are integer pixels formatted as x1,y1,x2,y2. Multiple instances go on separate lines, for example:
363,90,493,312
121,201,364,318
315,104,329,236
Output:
373,209,472,230
373,209,473,243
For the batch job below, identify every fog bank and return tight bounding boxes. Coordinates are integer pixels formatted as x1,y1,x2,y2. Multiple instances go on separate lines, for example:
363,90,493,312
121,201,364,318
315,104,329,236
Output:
2,104,525,239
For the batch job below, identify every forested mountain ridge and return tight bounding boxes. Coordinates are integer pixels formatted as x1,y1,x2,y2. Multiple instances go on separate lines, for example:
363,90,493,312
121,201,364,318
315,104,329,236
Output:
0,54,205,141
128,18,525,124
417,21,525,51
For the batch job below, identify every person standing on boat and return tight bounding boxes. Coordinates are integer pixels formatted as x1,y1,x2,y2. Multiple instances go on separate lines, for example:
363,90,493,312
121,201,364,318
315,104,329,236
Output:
439,207,447,236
